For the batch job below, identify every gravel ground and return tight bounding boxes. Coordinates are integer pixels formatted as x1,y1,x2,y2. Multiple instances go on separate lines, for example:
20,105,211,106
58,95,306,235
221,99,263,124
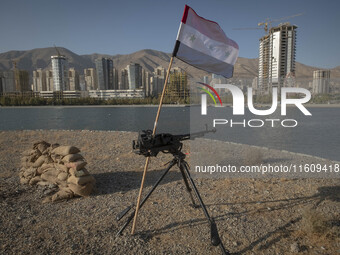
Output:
0,130,339,255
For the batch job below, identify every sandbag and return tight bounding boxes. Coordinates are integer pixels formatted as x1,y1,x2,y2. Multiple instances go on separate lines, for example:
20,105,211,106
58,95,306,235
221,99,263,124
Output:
37,163,55,175
52,146,80,156
57,172,68,181
29,176,42,185
67,175,95,186
21,158,33,168
41,168,60,184
50,143,60,150
68,182,94,197
69,168,89,177
33,155,46,168
44,156,54,164
65,161,87,171
23,167,36,179
51,154,63,163
20,141,95,202
62,154,83,163
32,152,42,162
37,181,51,186
51,188,74,202
57,182,68,189
22,152,40,164
35,141,50,154
54,163,68,173
20,177,29,184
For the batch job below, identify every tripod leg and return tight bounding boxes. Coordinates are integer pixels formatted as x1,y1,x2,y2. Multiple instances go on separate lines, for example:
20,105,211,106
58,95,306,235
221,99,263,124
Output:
178,163,197,207
116,159,177,236
181,161,230,255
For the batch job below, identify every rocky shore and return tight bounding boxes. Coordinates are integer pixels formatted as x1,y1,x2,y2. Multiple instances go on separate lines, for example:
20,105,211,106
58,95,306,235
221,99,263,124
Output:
0,130,339,254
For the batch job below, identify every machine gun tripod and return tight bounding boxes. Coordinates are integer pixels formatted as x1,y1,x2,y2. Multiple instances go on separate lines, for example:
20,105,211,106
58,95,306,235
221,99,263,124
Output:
116,128,229,255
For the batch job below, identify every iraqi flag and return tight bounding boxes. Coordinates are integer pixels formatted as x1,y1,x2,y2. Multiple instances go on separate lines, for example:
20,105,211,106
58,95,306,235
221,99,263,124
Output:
173,5,239,78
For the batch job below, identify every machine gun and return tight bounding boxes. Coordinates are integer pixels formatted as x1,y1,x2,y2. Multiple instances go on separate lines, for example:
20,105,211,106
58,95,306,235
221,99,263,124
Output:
117,126,229,255
133,125,216,157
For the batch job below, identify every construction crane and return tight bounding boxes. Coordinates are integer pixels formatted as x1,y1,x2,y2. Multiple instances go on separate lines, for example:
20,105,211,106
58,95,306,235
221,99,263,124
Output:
54,44,61,56
233,13,304,34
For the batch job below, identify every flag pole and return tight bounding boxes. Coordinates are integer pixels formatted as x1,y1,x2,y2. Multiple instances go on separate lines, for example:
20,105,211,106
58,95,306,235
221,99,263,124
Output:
131,56,174,234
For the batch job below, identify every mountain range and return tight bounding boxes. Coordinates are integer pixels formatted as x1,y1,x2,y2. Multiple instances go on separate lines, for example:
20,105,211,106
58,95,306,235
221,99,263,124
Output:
0,47,339,79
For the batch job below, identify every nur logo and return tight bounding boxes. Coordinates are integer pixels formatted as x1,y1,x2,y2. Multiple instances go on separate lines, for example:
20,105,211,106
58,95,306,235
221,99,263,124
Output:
196,83,312,128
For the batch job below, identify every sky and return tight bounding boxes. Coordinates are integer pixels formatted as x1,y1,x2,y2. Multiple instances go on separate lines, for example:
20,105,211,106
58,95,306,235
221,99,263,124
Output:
0,0,339,68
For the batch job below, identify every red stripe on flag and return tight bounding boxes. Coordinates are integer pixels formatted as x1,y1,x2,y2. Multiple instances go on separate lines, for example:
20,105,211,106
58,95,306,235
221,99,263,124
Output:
181,5,190,23
185,5,219,26
183,5,239,50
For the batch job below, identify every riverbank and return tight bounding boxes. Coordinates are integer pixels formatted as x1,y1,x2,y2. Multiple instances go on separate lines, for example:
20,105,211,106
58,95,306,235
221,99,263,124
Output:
0,130,339,254
1,103,340,109
0,104,189,109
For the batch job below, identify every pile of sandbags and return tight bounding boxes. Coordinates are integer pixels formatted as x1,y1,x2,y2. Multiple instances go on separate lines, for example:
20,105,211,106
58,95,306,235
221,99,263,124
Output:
20,141,95,203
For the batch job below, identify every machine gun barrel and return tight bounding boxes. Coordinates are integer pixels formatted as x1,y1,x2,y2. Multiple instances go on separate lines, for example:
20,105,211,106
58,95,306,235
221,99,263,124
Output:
132,126,216,157
173,126,216,141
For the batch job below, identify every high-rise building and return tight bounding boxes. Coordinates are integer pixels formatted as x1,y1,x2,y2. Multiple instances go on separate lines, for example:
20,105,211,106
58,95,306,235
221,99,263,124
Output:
95,58,113,90
152,66,166,96
68,68,80,91
127,63,142,90
258,23,297,93
113,67,119,90
120,68,129,89
312,70,330,94
45,70,54,91
142,70,152,97
84,68,98,90
51,55,68,91
33,69,47,91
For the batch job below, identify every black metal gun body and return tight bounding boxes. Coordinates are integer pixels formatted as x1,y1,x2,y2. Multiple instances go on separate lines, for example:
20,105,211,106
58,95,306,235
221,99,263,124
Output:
132,127,215,157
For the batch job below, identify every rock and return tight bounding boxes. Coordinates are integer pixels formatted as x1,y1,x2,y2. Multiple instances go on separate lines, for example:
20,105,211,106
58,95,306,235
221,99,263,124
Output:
233,241,241,246
290,242,300,253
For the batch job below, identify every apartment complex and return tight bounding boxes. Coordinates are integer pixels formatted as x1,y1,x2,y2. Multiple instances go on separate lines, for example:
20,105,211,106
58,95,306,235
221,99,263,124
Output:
32,69,47,91
84,68,97,90
258,23,297,93
127,63,142,90
95,58,115,90
312,70,330,94
21,53,190,100
120,68,129,89
151,66,166,96
68,68,80,91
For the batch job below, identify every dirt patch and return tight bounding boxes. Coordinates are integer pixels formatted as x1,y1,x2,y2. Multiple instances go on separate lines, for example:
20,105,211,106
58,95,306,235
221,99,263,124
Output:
0,130,339,254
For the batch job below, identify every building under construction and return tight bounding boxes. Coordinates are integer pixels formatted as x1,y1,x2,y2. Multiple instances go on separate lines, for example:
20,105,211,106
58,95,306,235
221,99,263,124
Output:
165,67,189,102
0,69,30,94
258,23,297,93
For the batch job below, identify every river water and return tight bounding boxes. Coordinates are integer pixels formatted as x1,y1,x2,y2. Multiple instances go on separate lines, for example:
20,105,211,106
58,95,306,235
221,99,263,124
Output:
0,106,338,161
